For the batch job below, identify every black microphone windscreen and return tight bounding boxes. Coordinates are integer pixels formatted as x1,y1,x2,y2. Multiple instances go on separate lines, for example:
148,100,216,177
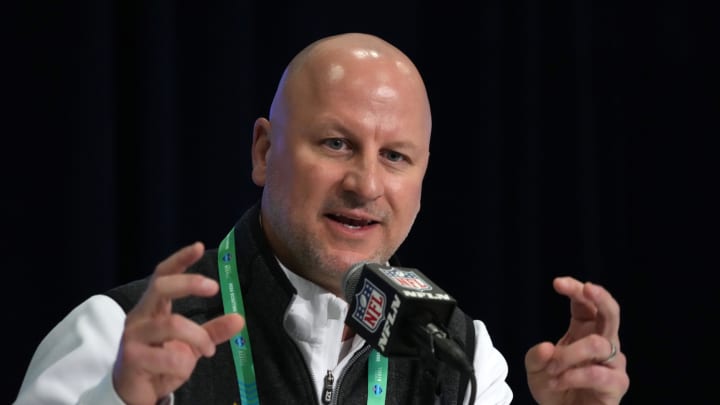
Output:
342,262,460,358
342,261,366,302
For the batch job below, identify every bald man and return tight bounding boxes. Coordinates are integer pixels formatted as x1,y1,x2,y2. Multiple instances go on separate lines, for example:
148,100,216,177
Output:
15,33,628,405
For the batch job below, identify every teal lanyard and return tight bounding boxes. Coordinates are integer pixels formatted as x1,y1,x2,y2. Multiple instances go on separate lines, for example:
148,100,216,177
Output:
367,349,388,404
218,227,388,405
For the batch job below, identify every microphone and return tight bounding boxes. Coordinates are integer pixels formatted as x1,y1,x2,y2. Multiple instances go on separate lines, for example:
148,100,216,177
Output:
342,262,473,374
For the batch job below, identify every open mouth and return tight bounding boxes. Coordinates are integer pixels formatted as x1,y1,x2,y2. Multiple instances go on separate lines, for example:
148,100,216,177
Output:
326,214,379,229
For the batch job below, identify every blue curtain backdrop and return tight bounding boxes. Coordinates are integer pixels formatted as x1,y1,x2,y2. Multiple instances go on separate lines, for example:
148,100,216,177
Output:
4,1,716,403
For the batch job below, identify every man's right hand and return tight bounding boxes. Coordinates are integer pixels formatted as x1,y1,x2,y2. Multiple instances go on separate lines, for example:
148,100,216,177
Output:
111,242,245,405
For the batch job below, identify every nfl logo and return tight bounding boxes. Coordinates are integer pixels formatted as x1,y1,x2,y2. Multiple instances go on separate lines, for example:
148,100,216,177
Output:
351,279,386,332
381,267,432,291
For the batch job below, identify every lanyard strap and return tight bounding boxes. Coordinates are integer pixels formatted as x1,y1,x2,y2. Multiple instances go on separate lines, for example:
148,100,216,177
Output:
218,229,259,404
218,227,388,404
367,349,388,404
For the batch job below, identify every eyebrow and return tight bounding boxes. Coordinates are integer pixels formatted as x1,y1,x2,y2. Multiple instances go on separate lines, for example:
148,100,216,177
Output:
318,118,428,154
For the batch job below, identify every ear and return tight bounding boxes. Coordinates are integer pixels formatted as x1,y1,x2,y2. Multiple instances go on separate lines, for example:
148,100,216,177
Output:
251,117,272,186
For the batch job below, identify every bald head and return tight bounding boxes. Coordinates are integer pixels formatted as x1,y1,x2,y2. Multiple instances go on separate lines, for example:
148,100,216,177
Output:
269,33,432,138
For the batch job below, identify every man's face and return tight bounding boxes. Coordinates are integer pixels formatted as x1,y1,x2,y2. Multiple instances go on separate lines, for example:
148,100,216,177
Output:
253,51,431,294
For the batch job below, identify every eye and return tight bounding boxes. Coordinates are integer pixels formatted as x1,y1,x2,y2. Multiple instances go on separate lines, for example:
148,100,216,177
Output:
323,138,349,151
381,150,407,163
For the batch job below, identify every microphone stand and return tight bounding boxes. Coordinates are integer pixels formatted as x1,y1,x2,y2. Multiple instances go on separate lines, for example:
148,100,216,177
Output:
411,323,477,405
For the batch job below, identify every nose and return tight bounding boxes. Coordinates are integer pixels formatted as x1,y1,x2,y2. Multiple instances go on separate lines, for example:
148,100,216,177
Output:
341,154,384,202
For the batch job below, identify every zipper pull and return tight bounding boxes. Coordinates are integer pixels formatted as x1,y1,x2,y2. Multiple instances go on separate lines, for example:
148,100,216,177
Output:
322,370,334,404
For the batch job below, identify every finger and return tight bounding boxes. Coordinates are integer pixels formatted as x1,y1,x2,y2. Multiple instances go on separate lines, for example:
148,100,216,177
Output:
553,276,598,321
135,274,218,317
119,339,197,379
583,281,621,339
552,276,583,296
524,341,555,374
549,354,629,397
152,274,219,301
126,314,217,357
202,314,245,346
547,334,618,375
154,242,205,277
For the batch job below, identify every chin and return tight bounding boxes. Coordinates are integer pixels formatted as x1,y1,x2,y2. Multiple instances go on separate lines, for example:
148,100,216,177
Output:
327,254,366,274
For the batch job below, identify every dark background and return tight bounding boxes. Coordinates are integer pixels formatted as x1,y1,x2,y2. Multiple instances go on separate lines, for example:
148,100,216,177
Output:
4,1,716,404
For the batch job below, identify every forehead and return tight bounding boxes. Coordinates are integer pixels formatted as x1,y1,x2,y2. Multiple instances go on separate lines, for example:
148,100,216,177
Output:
303,55,429,124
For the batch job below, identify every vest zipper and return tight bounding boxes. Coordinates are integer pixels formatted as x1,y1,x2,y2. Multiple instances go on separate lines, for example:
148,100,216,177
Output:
322,370,334,404
330,344,372,405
